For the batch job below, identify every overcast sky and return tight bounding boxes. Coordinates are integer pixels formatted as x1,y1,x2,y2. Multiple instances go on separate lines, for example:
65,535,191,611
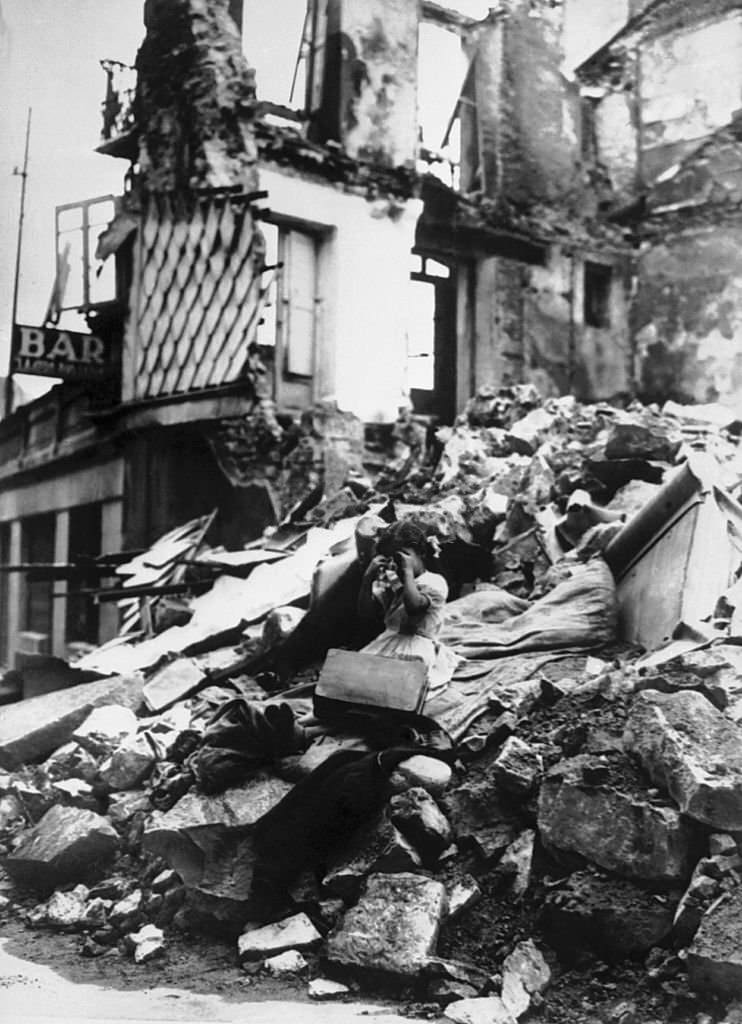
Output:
0,0,620,400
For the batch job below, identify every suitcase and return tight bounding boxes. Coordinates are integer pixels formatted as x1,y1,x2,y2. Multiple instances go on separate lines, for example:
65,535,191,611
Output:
313,648,429,722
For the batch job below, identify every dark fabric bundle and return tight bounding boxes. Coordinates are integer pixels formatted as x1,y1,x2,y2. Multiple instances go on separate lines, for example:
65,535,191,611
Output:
191,698,310,794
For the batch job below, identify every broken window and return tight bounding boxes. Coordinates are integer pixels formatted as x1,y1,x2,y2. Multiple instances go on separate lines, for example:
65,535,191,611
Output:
54,196,117,315
66,502,102,646
407,254,454,407
257,221,321,381
418,21,467,187
583,261,612,328
21,512,55,644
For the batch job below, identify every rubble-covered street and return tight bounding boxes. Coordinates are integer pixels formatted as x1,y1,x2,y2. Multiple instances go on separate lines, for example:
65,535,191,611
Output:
3,389,742,1022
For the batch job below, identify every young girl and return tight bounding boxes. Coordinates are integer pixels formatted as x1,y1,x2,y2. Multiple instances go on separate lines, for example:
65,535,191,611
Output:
357,520,460,692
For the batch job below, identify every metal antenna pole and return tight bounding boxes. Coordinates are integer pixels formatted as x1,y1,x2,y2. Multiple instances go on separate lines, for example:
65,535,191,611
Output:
5,106,32,418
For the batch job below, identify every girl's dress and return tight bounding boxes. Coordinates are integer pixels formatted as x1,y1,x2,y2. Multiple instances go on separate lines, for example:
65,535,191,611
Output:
361,570,460,692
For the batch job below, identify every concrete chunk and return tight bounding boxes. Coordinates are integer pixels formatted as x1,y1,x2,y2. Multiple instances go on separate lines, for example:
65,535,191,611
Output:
501,940,550,1019
390,787,453,862
492,737,543,798
326,872,446,980
143,774,292,927
624,689,742,830
98,738,155,791
238,912,321,961
445,997,516,1024
538,755,699,885
687,887,742,997
0,674,144,770
308,977,350,1000
5,805,119,892
72,705,138,756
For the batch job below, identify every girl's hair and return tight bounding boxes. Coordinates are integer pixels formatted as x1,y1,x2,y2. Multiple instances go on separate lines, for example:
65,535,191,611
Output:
377,520,433,561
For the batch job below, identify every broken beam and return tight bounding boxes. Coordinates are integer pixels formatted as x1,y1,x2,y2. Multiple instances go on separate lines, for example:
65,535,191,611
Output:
422,0,477,33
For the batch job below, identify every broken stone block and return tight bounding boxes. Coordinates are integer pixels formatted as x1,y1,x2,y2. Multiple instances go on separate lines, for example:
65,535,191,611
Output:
492,737,543,798
445,876,482,922
0,674,143,769
108,791,151,825
390,787,453,862
11,775,56,821
128,923,165,963
538,755,699,885
308,977,349,1000
110,888,142,927
604,421,681,462
541,870,678,961
45,884,90,931
73,705,138,757
151,868,178,893
499,830,534,897
326,872,446,980
237,912,322,962
0,793,26,838
444,996,516,1024
51,779,98,812
142,658,205,714
81,896,112,929
429,980,480,1006
624,690,742,830
41,742,99,783
389,755,452,795
263,949,308,975
5,805,120,892
322,813,422,902
98,738,155,791
144,773,291,927
500,940,551,1019
687,886,742,997
443,782,517,863
673,867,721,948
709,833,738,857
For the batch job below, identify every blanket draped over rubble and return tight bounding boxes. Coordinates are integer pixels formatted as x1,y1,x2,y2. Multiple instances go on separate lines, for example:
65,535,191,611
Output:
3,387,742,1013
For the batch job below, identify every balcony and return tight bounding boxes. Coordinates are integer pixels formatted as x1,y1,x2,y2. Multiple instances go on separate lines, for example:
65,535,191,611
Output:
97,60,138,161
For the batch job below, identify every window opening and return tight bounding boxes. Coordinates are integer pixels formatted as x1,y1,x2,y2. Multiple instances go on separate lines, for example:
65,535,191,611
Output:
21,512,55,640
66,503,103,646
584,261,612,328
257,221,319,381
54,196,117,316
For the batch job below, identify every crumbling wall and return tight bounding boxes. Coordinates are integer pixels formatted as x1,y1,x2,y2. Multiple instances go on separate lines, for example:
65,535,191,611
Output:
136,0,258,191
639,13,742,182
593,90,639,206
635,219,742,407
462,246,632,402
500,1,584,210
466,1,583,209
315,0,419,168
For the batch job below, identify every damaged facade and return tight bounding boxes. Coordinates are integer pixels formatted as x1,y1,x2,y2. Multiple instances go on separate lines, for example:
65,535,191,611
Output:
577,0,742,405
2,3,742,1016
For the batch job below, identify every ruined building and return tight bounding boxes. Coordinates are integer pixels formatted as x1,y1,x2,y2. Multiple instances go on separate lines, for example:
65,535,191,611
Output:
578,0,742,405
0,0,733,668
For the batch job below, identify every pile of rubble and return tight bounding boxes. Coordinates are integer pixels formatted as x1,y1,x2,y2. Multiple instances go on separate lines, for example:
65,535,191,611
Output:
2,387,742,1021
